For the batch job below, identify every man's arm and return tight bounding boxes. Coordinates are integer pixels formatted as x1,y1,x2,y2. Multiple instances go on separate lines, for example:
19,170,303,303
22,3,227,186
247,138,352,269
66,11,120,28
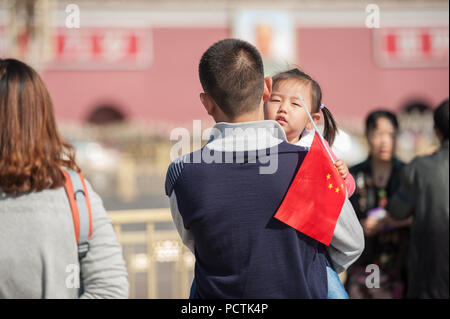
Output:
328,197,365,274
165,155,195,254
169,191,195,253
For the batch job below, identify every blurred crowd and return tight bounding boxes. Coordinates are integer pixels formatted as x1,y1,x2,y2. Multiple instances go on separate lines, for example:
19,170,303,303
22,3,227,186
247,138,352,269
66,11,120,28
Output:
342,101,448,299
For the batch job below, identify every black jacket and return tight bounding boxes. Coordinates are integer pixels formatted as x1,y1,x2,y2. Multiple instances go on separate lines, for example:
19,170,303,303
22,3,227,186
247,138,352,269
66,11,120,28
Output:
387,140,449,298
349,157,408,285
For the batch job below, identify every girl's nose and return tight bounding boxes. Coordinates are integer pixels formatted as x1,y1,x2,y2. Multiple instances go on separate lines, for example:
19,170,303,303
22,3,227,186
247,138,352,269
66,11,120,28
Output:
278,101,288,114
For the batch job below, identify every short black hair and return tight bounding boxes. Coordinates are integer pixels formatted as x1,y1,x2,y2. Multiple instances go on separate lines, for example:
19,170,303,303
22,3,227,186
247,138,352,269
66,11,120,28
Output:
365,110,399,136
434,98,449,140
198,38,265,119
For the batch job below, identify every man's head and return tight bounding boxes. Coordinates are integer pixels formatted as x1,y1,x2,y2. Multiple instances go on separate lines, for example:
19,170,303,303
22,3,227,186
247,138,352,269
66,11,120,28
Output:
434,98,449,142
198,38,271,122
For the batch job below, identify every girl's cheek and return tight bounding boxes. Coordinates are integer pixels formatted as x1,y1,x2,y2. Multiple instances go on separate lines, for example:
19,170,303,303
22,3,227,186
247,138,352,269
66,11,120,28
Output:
265,104,277,119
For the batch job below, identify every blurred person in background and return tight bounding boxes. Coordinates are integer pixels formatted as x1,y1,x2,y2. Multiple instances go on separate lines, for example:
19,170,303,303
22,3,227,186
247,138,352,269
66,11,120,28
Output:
387,99,449,299
0,58,129,299
346,110,412,299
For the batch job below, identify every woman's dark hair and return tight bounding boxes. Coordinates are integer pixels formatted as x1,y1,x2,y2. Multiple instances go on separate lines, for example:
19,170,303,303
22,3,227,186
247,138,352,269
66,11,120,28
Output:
434,98,449,141
364,110,399,137
271,68,338,146
0,58,80,194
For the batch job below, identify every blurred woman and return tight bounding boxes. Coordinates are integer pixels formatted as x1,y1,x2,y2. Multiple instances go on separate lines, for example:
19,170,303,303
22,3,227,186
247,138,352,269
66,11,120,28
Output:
346,110,412,299
0,58,129,298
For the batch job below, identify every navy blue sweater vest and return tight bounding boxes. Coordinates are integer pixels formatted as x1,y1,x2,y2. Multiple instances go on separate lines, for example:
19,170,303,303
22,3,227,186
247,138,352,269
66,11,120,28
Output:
166,141,329,298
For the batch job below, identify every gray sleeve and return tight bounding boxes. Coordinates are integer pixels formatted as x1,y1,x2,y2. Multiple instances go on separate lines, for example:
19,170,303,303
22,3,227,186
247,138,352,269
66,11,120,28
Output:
79,180,129,299
169,191,195,254
327,197,365,274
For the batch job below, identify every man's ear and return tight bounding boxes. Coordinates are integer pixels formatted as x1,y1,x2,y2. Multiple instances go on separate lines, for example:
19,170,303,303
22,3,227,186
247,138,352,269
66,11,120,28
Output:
263,76,273,102
306,112,321,130
200,93,215,116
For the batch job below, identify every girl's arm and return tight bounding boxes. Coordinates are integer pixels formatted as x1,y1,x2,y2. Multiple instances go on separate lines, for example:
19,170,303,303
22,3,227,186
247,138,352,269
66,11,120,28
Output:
344,173,356,197
327,198,365,273
322,141,363,272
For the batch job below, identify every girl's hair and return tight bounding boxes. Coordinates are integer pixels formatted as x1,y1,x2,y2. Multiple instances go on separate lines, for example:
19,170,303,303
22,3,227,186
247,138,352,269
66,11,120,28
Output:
272,68,338,146
0,58,80,195
364,110,399,137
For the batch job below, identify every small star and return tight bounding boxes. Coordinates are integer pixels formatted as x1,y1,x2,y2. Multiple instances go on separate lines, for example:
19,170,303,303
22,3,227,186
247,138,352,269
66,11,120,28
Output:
341,184,344,189
328,183,333,189
326,174,331,180
335,188,340,193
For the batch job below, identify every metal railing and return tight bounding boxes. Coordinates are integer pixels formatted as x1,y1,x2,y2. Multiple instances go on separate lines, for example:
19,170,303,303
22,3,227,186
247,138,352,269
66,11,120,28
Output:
108,209,194,299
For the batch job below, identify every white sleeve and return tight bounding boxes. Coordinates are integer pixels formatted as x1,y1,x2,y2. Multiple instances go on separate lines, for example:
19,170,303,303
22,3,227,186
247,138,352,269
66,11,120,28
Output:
169,191,195,254
327,197,365,274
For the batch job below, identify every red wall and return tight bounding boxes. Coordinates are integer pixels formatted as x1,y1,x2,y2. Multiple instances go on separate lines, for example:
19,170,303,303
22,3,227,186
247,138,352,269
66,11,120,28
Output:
297,28,449,119
41,27,449,127
42,28,229,127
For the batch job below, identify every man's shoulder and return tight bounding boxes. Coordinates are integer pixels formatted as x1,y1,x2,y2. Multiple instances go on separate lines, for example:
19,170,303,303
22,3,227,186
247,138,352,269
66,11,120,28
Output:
404,151,441,175
164,143,307,196
279,141,309,153
165,153,192,196
164,148,211,196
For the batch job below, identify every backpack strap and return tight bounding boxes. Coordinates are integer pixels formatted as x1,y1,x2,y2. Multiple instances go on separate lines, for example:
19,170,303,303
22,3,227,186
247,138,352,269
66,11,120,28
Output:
62,170,93,259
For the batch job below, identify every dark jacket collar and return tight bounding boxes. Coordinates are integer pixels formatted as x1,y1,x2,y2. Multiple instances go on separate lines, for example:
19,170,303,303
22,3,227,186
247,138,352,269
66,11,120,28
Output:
358,156,404,175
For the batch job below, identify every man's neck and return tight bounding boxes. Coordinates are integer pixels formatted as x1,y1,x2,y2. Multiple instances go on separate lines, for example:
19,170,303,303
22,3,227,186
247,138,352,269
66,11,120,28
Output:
227,109,265,123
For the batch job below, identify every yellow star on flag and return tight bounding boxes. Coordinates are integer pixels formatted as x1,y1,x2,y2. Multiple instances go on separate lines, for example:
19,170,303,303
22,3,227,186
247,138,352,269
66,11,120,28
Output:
328,183,333,189
326,173,331,180
335,187,340,193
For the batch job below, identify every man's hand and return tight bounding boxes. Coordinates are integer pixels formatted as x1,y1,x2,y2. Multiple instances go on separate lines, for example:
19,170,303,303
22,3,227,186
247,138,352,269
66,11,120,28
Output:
384,214,413,229
335,160,349,179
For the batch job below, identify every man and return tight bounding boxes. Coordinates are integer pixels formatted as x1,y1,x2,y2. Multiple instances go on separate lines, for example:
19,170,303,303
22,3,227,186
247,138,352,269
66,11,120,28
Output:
165,38,363,298
387,99,449,298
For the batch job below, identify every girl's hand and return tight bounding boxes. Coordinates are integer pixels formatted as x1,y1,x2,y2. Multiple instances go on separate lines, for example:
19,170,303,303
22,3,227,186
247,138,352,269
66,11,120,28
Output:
334,159,348,179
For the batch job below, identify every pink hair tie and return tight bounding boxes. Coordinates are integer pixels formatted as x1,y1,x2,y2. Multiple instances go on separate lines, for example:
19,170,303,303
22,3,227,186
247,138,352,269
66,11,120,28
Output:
320,103,325,110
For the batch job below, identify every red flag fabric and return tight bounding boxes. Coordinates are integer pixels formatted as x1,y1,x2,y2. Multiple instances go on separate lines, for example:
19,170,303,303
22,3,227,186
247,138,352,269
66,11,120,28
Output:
274,131,346,246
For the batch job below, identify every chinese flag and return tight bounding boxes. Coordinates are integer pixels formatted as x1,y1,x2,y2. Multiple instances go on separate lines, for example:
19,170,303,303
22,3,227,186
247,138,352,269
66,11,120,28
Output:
274,131,346,246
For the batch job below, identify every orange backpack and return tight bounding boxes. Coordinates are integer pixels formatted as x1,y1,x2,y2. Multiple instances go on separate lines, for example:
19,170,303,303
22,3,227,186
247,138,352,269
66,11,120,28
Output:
62,170,93,259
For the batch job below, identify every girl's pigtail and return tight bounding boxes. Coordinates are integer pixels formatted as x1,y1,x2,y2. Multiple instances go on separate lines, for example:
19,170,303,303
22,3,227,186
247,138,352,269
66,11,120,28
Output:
321,106,338,146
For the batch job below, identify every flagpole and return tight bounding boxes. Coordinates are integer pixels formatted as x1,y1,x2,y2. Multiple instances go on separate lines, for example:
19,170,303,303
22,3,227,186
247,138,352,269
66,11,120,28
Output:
297,93,336,164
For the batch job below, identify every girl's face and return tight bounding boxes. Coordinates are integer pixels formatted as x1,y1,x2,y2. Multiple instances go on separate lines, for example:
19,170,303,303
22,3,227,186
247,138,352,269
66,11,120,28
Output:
265,79,319,143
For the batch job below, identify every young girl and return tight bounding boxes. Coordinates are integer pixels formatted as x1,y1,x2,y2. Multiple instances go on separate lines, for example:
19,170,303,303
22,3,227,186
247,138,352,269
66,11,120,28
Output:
265,68,356,299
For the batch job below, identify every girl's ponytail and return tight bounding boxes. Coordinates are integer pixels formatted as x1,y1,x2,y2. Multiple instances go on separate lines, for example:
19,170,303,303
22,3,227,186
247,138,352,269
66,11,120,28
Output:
320,105,338,147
